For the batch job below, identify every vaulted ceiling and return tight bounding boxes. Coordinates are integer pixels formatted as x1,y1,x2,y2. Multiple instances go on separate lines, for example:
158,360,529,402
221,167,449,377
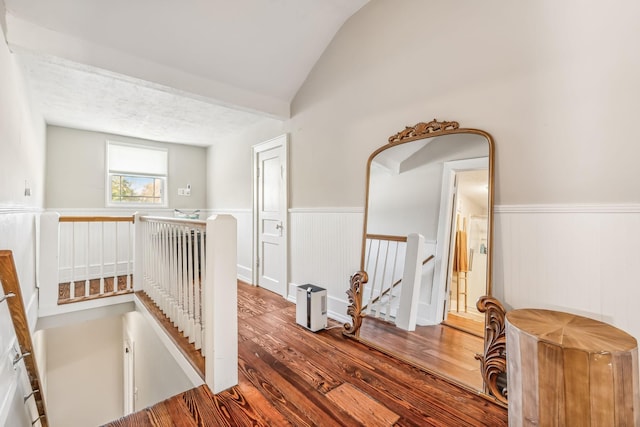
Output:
3,0,368,145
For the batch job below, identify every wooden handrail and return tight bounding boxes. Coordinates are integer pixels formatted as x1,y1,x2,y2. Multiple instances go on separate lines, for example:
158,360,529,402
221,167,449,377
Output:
0,250,48,426
59,215,134,223
363,254,435,311
365,234,407,242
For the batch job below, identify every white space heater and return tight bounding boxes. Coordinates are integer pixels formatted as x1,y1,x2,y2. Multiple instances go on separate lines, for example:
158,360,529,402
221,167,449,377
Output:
296,284,327,332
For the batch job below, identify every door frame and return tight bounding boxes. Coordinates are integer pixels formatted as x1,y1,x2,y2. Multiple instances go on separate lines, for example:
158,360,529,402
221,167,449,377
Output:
123,338,135,415
430,156,489,324
252,134,289,297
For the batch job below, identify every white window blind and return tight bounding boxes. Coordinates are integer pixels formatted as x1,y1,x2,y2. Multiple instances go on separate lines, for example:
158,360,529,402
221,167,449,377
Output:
108,142,167,176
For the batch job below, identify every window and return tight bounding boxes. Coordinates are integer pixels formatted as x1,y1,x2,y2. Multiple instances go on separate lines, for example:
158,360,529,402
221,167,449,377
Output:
107,141,168,206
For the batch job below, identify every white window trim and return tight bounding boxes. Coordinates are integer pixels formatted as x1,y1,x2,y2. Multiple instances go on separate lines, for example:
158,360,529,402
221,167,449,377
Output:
105,140,169,208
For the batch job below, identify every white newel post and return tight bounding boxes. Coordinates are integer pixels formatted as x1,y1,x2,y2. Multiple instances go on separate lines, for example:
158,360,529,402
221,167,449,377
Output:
204,214,238,393
133,212,146,292
395,233,424,331
38,212,60,314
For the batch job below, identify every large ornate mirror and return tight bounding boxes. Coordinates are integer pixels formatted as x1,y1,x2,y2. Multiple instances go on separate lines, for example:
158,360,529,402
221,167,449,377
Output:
344,119,507,404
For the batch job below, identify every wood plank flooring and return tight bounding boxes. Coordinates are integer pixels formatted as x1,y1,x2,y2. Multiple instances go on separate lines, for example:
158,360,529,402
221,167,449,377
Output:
105,282,507,426
444,312,485,337
359,316,485,391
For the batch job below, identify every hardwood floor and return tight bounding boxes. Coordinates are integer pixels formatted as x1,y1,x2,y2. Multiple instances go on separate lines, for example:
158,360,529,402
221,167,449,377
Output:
105,282,507,426
359,316,484,391
443,311,485,337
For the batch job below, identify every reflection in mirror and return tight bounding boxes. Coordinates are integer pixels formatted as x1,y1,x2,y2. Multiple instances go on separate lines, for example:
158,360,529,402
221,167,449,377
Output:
446,169,488,334
344,120,506,402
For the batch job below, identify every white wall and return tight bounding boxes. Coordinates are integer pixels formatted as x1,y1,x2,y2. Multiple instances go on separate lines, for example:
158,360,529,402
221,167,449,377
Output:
368,162,440,239
0,0,44,308
0,3,46,423
206,118,284,282
46,125,207,210
122,310,196,411
291,0,640,206
45,315,123,427
206,119,284,210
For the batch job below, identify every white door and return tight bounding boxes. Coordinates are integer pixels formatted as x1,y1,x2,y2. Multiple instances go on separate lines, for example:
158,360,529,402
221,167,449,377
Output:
253,135,288,297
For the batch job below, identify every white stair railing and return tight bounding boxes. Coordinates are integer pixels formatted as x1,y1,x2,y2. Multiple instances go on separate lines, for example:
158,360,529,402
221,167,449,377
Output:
363,234,407,321
363,233,426,331
138,216,206,350
135,213,238,393
57,216,134,299
38,213,135,315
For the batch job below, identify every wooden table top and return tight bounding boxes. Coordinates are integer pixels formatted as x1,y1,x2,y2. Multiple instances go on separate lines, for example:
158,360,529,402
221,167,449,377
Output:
506,308,637,352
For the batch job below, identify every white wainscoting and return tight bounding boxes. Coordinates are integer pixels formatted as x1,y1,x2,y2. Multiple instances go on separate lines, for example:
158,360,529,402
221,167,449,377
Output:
288,208,364,323
211,207,363,322
493,204,640,345
0,208,41,427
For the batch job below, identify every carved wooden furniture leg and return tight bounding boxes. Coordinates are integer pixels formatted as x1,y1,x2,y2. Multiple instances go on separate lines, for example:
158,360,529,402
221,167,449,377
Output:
475,295,508,405
343,271,368,338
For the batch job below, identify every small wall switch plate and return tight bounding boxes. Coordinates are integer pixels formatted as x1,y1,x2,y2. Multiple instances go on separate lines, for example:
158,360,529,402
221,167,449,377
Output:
184,188,191,196
178,188,185,196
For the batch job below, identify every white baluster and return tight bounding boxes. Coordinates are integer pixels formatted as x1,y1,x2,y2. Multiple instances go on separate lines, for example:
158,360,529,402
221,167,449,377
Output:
100,222,105,294
193,228,202,350
85,221,90,297
384,242,401,322
70,222,76,299
181,226,189,339
186,228,195,343
368,240,382,315
126,219,131,290
113,221,119,293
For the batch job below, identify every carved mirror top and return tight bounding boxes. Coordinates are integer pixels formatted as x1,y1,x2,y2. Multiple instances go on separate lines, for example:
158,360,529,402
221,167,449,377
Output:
388,119,460,144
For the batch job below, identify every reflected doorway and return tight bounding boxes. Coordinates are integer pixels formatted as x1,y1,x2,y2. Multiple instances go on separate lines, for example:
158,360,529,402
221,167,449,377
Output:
443,169,487,337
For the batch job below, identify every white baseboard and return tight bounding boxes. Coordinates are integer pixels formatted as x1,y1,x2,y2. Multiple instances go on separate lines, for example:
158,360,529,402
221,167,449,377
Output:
237,264,252,284
326,294,349,324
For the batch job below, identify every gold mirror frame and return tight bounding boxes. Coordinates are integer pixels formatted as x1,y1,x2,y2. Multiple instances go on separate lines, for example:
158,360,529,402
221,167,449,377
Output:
343,119,507,405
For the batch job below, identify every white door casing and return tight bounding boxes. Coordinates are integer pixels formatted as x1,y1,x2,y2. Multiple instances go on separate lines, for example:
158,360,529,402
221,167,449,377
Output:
252,135,288,297
425,157,489,325
123,339,135,415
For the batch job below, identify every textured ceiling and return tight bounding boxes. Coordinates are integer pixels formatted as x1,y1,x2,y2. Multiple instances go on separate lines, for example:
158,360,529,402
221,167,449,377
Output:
19,54,277,146
4,0,368,145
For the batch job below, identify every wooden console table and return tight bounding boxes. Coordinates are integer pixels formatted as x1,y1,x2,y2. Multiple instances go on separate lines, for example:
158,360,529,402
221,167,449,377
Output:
506,309,639,426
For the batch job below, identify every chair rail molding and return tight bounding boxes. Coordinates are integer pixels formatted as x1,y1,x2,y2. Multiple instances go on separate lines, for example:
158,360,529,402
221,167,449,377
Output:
494,203,640,214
